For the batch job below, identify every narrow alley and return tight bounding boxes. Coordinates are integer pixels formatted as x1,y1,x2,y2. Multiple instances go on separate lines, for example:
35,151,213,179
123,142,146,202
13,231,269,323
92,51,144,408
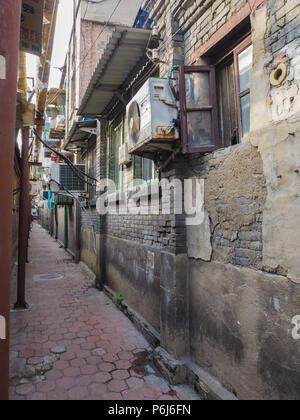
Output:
9,223,198,401
1,0,300,403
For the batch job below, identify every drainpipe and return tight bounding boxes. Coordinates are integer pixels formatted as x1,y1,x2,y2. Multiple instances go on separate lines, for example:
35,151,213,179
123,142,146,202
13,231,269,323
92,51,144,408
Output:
75,200,81,263
0,0,22,401
55,206,58,240
14,126,30,310
64,205,68,249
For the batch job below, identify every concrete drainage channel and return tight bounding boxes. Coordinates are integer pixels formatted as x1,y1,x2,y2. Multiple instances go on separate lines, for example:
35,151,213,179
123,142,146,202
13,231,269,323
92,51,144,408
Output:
34,274,65,281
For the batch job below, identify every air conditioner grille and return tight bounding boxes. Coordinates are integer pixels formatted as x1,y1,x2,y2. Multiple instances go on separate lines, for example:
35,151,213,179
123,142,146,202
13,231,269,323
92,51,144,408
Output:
59,165,86,192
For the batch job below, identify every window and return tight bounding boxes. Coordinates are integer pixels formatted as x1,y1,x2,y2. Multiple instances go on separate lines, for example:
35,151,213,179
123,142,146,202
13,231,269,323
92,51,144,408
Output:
216,36,252,146
133,156,158,184
179,66,220,153
181,36,253,151
108,114,124,191
234,40,252,140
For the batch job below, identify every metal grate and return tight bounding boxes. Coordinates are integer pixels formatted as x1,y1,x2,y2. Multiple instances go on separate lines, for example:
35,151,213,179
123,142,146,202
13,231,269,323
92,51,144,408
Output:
59,164,86,192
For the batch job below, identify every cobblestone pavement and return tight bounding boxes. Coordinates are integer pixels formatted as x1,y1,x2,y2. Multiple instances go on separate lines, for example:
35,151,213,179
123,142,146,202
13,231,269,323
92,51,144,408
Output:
9,224,200,401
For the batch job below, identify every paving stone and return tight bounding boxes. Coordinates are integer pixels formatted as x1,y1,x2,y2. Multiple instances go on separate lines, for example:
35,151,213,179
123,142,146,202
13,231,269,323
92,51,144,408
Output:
112,370,130,380
93,372,112,384
56,377,75,390
9,224,200,401
68,386,88,400
51,346,67,355
15,384,35,396
108,379,128,393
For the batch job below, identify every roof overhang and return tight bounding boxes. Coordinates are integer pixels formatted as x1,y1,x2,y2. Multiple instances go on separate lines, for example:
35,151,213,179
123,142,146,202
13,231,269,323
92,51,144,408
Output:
78,26,151,118
64,119,97,150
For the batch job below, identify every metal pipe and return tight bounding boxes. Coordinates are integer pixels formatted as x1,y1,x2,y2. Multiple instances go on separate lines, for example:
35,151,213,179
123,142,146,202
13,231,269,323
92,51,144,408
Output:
0,0,22,401
15,127,30,310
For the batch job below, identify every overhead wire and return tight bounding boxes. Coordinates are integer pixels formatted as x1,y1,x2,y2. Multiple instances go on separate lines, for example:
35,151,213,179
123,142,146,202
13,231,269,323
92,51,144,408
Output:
33,128,97,186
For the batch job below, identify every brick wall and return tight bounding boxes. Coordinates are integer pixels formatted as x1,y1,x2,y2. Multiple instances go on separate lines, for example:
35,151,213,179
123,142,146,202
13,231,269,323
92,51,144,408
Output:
100,0,267,262
79,21,113,106
266,0,300,122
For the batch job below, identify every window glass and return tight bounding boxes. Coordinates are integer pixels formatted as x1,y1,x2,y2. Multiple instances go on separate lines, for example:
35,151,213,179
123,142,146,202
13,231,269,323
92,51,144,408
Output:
133,156,157,184
185,72,210,108
187,111,213,147
240,93,250,137
238,45,253,93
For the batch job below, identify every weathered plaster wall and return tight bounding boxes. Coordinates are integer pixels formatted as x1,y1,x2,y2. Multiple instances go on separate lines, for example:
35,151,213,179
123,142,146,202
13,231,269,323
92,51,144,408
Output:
80,228,98,274
250,2,300,283
189,260,300,400
103,235,161,332
185,143,267,270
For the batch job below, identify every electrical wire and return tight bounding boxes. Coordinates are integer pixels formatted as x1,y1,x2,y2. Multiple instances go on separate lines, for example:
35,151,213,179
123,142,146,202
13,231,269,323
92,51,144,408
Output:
33,129,91,185
33,127,96,183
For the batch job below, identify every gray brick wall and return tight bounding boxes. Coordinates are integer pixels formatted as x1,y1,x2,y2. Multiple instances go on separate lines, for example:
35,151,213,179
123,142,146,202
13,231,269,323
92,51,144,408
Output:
266,0,300,53
81,207,101,234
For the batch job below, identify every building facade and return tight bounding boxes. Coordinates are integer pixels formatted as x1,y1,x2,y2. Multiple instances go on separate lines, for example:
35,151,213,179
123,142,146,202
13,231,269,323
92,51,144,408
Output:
49,0,300,400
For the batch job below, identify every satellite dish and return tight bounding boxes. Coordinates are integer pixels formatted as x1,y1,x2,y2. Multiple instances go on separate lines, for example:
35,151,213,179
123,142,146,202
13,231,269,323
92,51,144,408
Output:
128,101,140,146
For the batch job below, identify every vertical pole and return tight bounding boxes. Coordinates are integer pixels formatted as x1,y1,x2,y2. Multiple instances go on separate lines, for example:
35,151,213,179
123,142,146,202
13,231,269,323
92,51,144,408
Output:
15,127,30,310
75,200,81,263
64,205,68,249
0,0,22,400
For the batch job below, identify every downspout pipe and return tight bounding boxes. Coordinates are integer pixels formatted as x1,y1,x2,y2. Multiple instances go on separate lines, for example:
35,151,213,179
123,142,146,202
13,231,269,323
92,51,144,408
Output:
64,205,68,249
15,127,30,310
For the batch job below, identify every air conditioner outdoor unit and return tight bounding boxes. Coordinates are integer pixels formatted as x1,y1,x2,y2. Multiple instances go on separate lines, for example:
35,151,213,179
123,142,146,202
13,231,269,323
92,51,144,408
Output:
50,163,87,193
119,142,131,165
126,78,179,154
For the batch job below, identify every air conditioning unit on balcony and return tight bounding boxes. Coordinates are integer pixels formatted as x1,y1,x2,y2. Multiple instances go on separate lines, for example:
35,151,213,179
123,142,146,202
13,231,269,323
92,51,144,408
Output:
126,78,179,155
119,142,131,165
50,163,87,193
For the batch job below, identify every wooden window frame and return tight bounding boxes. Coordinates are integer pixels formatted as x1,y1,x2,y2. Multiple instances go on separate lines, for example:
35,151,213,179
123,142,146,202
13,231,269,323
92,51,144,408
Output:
179,65,221,154
233,35,252,142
